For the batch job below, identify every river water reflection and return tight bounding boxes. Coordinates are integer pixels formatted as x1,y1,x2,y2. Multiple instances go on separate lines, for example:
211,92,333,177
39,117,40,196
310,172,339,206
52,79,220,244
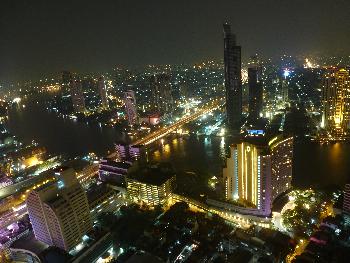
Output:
6,103,350,189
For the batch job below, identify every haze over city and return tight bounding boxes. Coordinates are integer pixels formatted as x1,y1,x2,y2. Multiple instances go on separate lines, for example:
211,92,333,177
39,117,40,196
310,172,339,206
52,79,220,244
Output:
1,0,350,83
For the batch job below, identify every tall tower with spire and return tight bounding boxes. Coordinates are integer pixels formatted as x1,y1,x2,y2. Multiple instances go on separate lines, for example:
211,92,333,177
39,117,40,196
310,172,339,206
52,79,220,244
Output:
223,23,242,133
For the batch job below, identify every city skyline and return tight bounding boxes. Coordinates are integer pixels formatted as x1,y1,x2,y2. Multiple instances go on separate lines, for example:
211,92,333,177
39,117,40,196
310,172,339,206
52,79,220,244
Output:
1,2,350,262
1,0,350,83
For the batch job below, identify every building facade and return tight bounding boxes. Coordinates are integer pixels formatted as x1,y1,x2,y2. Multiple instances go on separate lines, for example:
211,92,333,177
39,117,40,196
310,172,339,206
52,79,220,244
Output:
127,175,175,206
223,137,293,216
26,167,92,251
70,78,86,113
98,158,131,186
87,184,120,223
98,76,108,109
281,76,289,106
223,23,242,132
76,163,99,189
248,66,263,121
322,68,350,136
124,90,138,126
269,136,293,201
344,183,350,214
223,142,271,216
150,74,173,114
115,143,144,162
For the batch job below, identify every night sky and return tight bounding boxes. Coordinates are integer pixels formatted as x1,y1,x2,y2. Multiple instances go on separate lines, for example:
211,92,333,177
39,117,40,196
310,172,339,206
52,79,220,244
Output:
1,0,349,83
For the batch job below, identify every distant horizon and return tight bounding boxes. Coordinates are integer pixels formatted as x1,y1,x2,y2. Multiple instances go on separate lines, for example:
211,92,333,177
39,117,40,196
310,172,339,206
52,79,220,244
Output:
1,52,350,87
2,0,350,84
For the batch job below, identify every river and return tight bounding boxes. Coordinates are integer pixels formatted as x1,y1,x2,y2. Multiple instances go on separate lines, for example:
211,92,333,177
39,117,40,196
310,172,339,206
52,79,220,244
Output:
6,102,350,190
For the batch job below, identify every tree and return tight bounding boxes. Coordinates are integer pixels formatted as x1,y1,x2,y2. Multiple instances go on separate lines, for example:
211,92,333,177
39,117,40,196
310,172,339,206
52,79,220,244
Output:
98,212,116,230
111,205,156,248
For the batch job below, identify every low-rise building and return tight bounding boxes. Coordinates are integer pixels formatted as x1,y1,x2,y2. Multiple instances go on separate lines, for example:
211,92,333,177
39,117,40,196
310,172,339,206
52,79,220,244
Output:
127,163,176,206
98,158,131,187
115,144,145,162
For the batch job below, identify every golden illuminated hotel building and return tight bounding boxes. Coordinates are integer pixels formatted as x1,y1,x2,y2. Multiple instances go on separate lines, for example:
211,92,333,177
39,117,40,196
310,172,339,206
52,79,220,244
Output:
322,68,350,136
223,136,293,216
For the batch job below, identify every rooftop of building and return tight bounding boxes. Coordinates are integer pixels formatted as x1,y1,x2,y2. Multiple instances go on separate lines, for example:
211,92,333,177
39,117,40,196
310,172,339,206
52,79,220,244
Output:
100,158,132,169
128,162,175,186
72,231,112,263
87,183,117,204
228,137,269,150
34,179,57,193
58,159,91,173
46,194,67,209
228,134,293,153
11,232,71,262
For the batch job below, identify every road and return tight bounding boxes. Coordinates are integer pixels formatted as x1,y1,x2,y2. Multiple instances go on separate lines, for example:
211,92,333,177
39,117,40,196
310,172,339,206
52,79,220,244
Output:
133,98,224,146
0,172,51,200
0,204,27,231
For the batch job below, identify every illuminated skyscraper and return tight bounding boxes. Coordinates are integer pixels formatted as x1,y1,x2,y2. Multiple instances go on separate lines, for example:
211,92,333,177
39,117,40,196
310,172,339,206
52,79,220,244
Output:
248,65,263,120
124,90,138,125
150,74,173,114
281,75,289,106
70,77,86,113
223,23,242,132
322,68,350,136
223,136,293,216
26,167,92,251
223,142,271,215
269,136,293,200
98,76,108,109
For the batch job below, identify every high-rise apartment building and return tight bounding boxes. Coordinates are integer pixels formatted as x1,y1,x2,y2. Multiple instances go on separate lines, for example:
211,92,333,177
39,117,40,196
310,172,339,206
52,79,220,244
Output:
223,136,293,216
270,136,294,201
223,23,242,132
322,68,350,136
98,76,108,109
70,78,86,113
26,167,92,251
124,90,138,125
150,74,173,114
